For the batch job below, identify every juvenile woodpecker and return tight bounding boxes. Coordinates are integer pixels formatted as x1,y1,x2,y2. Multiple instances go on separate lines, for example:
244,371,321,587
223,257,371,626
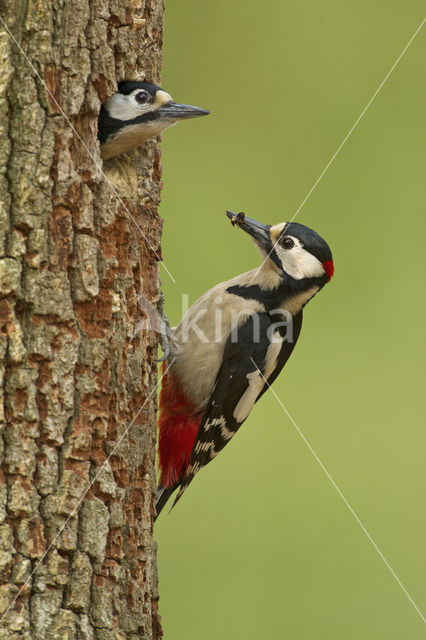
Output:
98,81,209,160
156,212,334,518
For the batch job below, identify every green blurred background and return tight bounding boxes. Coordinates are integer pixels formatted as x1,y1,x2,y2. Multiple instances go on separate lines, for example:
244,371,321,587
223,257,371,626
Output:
155,2,426,638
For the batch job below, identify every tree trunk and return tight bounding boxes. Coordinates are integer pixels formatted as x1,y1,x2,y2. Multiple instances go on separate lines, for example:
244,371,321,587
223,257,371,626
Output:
0,1,164,638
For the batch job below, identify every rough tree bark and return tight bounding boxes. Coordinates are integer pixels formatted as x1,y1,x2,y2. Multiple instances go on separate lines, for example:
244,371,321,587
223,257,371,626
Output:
0,1,164,638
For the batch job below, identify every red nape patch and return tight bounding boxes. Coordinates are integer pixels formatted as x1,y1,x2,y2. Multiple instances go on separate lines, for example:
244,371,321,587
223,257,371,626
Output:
158,368,202,488
323,259,334,281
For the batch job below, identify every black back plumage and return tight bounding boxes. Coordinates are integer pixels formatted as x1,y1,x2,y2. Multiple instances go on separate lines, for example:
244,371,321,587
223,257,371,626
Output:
167,311,303,511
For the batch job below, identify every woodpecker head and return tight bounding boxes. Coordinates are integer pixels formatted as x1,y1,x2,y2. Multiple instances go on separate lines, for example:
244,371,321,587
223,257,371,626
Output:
226,211,334,286
98,81,209,160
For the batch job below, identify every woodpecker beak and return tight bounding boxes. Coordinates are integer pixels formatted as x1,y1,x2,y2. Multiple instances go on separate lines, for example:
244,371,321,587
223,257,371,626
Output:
226,211,273,253
158,102,210,120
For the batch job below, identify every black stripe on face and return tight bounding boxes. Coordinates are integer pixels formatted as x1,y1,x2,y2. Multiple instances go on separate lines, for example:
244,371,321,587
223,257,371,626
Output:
98,107,166,144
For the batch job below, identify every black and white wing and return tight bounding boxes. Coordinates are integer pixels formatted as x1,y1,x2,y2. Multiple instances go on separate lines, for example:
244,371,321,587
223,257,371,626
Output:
172,311,303,507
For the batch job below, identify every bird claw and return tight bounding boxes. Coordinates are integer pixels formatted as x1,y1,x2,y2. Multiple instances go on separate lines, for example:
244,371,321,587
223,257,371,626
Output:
156,291,172,363
156,333,170,362
135,289,172,362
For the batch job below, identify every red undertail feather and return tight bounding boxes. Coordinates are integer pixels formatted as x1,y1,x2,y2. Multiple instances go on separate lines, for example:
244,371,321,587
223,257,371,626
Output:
322,259,334,281
158,369,202,488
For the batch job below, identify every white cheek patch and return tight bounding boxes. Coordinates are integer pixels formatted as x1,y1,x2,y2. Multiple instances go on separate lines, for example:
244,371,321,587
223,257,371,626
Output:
105,91,160,121
276,237,325,280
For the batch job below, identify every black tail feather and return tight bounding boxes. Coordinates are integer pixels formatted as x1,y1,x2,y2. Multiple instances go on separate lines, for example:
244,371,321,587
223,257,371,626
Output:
155,483,179,521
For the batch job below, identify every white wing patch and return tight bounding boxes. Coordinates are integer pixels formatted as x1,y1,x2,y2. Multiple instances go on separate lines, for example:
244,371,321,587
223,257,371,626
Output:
233,370,264,423
263,333,283,379
233,334,284,423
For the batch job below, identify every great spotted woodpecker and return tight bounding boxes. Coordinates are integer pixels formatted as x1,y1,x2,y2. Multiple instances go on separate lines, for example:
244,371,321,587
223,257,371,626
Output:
156,212,334,518
98,81,209,160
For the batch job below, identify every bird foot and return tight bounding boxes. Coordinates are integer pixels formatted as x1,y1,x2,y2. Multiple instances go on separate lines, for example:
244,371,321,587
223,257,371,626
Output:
135,290,173,362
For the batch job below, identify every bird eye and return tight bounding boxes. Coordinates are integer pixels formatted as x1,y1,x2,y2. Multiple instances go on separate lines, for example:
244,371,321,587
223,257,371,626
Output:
135,90,149,105
281,236,295,250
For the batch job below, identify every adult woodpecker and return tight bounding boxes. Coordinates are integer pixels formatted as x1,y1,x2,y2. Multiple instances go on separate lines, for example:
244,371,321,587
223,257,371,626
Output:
98,81,209,160
156,212,334,518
